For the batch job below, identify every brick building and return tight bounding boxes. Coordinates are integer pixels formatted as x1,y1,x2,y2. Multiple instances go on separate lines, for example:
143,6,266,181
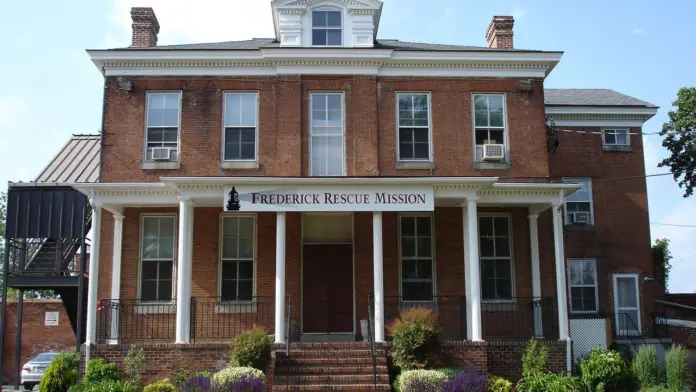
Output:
5,0,660,388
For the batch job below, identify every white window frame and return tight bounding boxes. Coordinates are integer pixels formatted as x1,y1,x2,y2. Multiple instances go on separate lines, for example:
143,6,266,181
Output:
472,93,508,162
478,213,515,303
218,214,257,303
397,213,437,303
602,128,630,146
222,91,259,163
138,214,177,304
309,92,346,176
613,273,641,336
144,91,182,162
563,177,595,225
567,259,599,314
311,7,343,47
396,92,433,162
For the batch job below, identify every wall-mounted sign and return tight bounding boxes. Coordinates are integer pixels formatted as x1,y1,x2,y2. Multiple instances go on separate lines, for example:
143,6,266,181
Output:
45,311,59,326
224,185,434,212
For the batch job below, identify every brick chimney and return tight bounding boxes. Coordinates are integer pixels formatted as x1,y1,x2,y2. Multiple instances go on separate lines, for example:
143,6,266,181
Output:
130,7,160,47
486,16,514,49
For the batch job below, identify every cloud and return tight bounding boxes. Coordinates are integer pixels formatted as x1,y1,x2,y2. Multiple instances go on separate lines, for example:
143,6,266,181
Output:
106,0,275,47
512,7,527,20
632,28,646,35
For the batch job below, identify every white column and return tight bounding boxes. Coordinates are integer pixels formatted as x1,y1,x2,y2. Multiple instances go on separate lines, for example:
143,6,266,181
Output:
274,212,287,344
552,204,570,341
184,206,194,343
85,203,102,346
466,198,483,341
175,197,192,344
109,213,124,344
373,212,385,342
462,206,472,340
528,212,544,338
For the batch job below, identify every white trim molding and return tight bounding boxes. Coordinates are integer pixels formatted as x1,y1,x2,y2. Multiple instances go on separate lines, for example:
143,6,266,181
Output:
546,105,658,127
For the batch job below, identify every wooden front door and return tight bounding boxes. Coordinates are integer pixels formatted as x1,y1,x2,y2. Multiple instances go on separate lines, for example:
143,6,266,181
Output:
302,244,353,334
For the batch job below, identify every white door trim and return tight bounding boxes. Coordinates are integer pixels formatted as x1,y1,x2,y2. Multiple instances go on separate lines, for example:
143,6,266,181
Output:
613,273,641,336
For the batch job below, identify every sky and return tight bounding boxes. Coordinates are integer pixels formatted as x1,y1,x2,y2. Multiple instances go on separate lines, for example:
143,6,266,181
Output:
0,0,694,291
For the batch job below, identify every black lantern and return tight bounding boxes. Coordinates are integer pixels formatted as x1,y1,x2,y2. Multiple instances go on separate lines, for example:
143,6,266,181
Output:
227,187,241,211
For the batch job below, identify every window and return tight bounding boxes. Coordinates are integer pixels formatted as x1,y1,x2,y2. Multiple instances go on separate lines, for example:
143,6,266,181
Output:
400,216,434,302
310,93,344,176
312,10,342,46
603,129,629,146
220,216,255,302
223,92,258,161
397,93,431,161
145,92,181,161
479,216,513,300
473,94,506,161
568,259,598,313
563,178,594,224
140,216,176,302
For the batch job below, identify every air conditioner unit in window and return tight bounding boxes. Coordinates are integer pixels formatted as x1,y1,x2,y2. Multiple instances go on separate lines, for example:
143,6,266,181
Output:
482,144,505,161
151,147,172,161
572,212,591,224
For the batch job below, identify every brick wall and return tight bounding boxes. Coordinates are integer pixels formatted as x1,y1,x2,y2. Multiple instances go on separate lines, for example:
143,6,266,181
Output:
2,301,75,384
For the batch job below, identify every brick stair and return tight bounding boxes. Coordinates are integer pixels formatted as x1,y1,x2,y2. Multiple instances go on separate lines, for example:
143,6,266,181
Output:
272,343,391,391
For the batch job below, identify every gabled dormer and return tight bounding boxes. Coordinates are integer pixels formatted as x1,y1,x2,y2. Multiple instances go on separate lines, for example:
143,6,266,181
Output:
271,0,383,48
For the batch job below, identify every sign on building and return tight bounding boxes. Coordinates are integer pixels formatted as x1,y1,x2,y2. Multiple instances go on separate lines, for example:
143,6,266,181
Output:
45,311,59,326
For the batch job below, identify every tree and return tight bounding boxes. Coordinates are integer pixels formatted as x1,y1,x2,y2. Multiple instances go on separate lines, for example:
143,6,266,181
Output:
659,87,696,197
652,238,673,293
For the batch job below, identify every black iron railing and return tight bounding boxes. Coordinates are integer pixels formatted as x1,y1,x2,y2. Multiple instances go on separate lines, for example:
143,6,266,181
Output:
367,295,378,391
190,296,273,342
96,299,177,344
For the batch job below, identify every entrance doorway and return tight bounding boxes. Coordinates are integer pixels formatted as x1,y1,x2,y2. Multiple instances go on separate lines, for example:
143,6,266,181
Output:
301,214,354,337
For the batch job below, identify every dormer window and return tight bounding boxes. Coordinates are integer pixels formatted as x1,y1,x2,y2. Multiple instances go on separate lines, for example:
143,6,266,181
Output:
312,10,342,46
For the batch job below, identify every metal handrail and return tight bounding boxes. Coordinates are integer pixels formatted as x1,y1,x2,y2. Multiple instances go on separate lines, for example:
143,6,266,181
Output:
286,295,291,356
367,295,378,391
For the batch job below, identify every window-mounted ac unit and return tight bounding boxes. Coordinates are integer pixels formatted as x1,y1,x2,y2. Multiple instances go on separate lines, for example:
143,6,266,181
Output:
151,147,172,161
572,212,591,224
482,144,505,161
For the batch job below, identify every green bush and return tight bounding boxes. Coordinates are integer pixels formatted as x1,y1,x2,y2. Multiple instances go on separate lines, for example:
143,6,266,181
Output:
83,359,120,384
578,348,630,391
641,386,669,392
396,369,448,392
39,352,79,392
633,344,662,389
387,307,441,370
487,375,513,392
213,367,266,386
69,380,138,392
516,339,583,392
521,339,547,377
142,379,176,392
124,345,146,388
229,325,274,371
665,345,693,392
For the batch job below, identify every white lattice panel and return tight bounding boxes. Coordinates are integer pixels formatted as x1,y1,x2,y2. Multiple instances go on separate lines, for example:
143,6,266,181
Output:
570,318,609,363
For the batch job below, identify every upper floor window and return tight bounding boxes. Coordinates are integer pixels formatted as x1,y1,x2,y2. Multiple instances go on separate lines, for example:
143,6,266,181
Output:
140,215,176,302
479,215,513,301
223,92,258,161
564,178,594,225
312,10,342,46
473,94,506,162
310,93,344,176
399,215,435,302
220,215,255,302
603,129,629,146
568,259,599,313
145,92,181,162
397,93,431,161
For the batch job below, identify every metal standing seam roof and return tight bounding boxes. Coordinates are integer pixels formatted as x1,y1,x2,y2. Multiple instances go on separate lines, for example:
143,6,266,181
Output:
544,89,658,108
33,134,101,184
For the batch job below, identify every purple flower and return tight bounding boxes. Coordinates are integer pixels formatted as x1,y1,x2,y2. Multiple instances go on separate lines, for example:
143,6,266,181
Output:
445,369,488,392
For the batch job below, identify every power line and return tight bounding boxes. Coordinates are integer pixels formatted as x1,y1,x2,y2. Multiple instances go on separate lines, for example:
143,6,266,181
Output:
651,222,696,228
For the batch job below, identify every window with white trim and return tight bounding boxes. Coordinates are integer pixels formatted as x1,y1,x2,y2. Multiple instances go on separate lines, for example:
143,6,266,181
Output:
479,216,513,300
310,93,344,176
140,216,176,302
220,215,255,302
473,94,506,161
397,93,431,161
400,215,434,302
145,92,181,162
563,178,594,225
312,10,342,46
603,129,629,146
568,259,598,313
223,92,258,161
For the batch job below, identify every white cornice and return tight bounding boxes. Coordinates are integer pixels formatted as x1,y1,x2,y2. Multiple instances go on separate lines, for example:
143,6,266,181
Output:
545,106,658,126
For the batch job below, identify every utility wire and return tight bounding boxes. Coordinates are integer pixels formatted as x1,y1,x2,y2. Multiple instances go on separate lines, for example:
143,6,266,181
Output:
650,222,696,228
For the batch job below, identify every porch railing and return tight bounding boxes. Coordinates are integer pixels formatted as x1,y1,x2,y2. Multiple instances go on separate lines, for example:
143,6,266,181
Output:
190,296,273,343
96,299,177,344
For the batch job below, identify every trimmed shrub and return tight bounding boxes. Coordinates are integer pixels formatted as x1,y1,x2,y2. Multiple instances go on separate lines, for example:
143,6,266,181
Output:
633,344,662,389
487,375,513,392
387,307,441,370
396,369,448,392
69,380,138,392
578,348,630,391
83,359,120,384
39,352,79,392
213,367,266,390
445,368,488,391
665,345,693,392
229,325,274,371
143,379,176,392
